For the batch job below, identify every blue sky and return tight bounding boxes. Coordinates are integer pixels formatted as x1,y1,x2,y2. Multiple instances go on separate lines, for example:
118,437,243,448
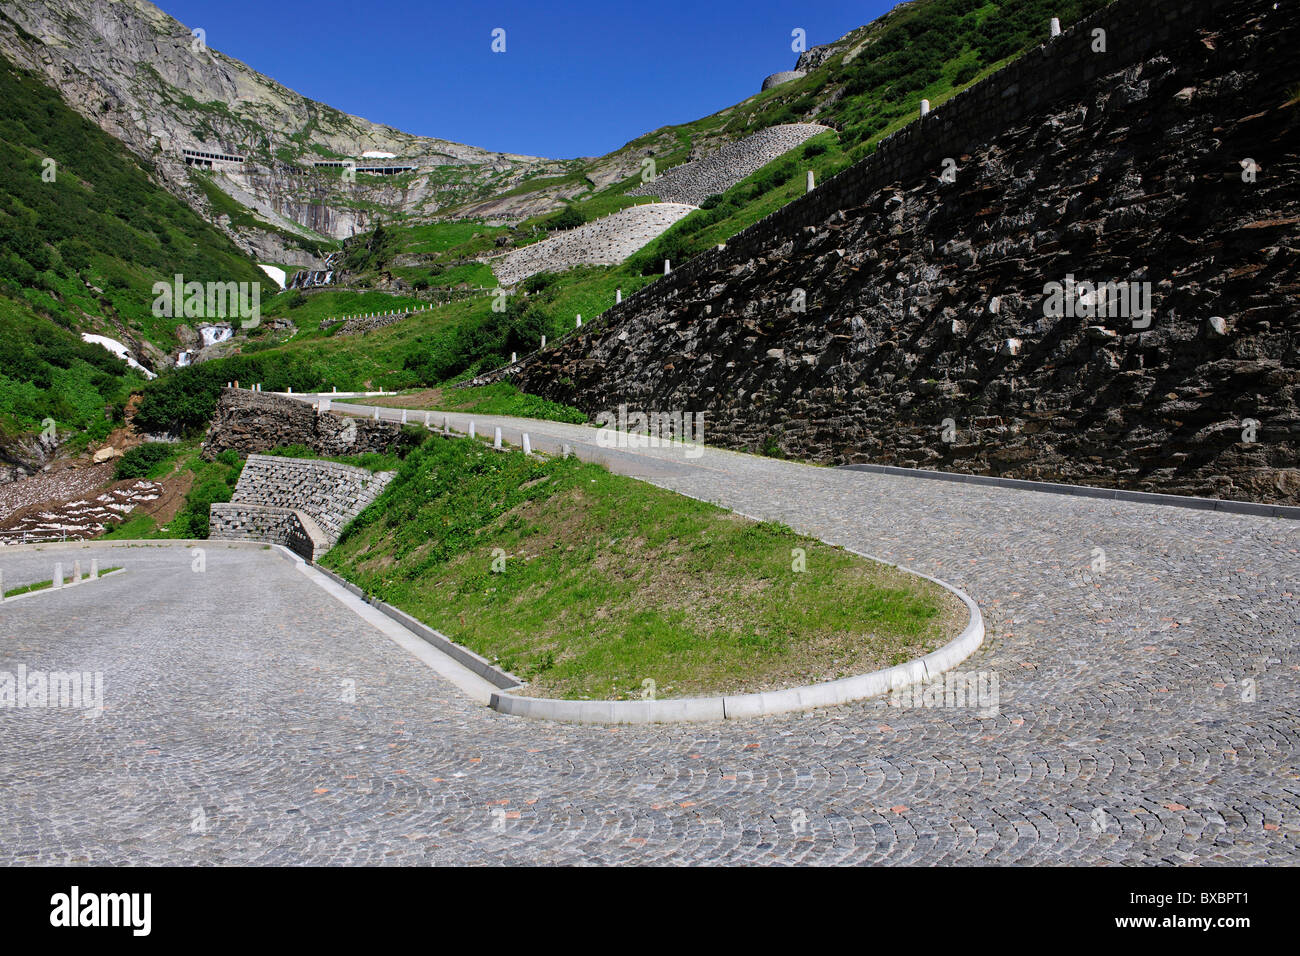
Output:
156,0,891,159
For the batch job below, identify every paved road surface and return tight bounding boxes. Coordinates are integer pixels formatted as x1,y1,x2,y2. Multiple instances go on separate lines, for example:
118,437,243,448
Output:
1,401,1296,864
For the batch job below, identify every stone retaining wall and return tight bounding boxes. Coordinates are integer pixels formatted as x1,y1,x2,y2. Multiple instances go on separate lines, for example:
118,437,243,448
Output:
208,503,329,561
629,123,832,206
500,0,1300,504
209,455,395,560
493,203,697,286
761,71,806,92
202,388,409,459
471,0,1240,384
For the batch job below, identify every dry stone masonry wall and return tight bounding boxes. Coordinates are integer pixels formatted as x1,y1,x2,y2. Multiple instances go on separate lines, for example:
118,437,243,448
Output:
511,0,1300,505
202,388,408,459
629,124,833,206
493,203,697,286
209,455,394,560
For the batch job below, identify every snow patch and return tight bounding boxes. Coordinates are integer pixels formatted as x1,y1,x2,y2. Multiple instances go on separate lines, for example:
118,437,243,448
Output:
81,334,156,379
258,263,287,289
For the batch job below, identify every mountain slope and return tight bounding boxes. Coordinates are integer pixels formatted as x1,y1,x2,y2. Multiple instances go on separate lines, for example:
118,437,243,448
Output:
0,49,281,470
508,0,1300,503
0,0,564,261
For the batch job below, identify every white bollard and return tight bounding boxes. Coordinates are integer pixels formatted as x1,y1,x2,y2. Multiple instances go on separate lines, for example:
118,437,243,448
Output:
469,421,476,439
401,409,408,424
443,416,450,436
494,427,502,450
73,560,81,583
53,562,63,589
541,335,546,349
1050,17,1061,36
332,385,337,393
920,99,931,117
522,433,531,455
807,169,815,192
664,259,671,274
616,288,622,304
287,386,292,394
576,314,582,328
561,443,572,459
373,407,379,420
90,559,98,580
425,411,431,427
511,352,517,363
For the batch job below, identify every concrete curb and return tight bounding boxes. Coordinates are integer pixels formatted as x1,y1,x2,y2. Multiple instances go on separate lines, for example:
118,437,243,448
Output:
0,538,276,554
488,564,983,724
837,463,1300,520
284,399,991,724
1,567,126,604
310,564,523,690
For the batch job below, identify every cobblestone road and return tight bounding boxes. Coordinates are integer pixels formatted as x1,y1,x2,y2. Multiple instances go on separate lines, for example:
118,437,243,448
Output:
2,405,1297,864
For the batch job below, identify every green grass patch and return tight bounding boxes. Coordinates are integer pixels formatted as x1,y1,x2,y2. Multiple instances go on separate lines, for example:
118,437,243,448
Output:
322,436,963,699
4,566,122,597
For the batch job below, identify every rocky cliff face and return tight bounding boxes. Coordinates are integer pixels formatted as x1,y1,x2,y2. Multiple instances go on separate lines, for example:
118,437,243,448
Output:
511,0,1300,505
0,0,560,260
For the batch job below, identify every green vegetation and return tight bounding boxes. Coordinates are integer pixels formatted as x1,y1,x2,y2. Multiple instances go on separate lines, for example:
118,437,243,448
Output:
3,567,122,598
0,53,271,351
0,297,138,451
373,383,588,424
101,443,244,540
113,442,178,480
260,443,407,473
322,435,962,699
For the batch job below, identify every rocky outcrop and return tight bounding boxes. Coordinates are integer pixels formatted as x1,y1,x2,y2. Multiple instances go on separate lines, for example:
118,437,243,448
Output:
492,203,698,286
629,124,832,206
201,389,409,460
508,0,1300,505
209,454,393,560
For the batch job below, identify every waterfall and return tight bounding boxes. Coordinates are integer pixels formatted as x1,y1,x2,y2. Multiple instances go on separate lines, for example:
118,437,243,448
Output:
199,325,234,347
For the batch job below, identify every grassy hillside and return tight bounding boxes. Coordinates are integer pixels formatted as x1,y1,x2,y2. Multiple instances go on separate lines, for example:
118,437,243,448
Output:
0,296,141,453
322,434,962,699
0,54,272,352
121,0,1123,443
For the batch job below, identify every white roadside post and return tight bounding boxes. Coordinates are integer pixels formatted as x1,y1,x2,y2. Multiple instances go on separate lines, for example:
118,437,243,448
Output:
494,427,502,450
90,559,98,580
53,562,63,589
523,434,532,455
1050,17,1061,36
807,170,815,192
73,560,81,583
469,421,476,440
920,99,931,117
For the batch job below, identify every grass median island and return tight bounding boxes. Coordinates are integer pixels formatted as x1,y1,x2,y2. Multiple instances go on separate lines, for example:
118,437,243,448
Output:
321,435,965,701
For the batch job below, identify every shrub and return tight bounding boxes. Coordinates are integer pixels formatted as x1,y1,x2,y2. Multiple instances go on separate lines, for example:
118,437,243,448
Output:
545,205,585,231
113,442,176,479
